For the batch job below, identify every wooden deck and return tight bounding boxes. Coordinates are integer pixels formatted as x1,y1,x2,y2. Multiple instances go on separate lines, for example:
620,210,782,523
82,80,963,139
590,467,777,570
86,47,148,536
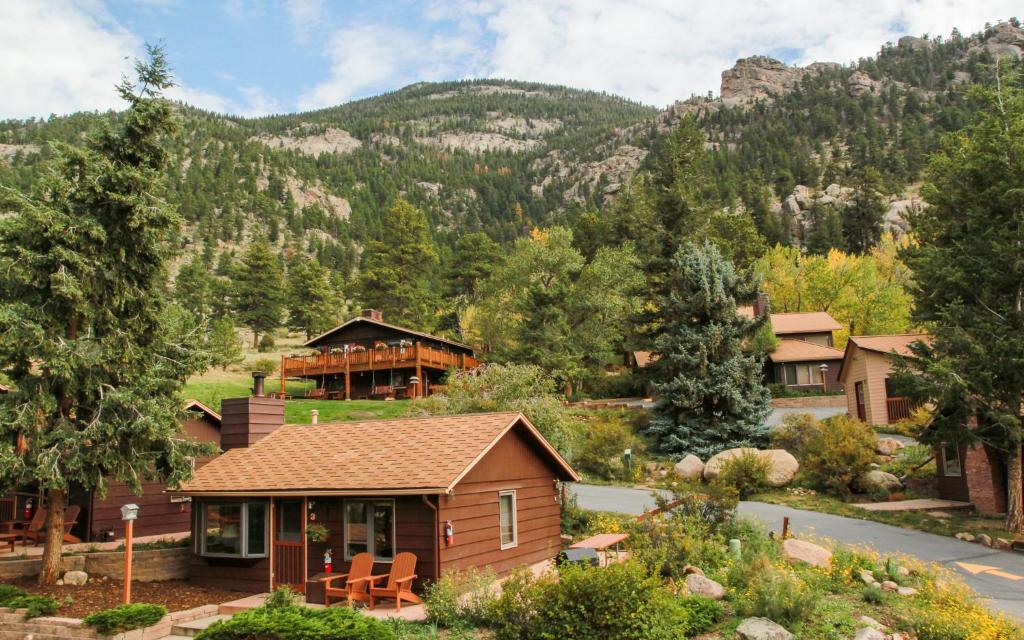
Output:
280,344,479,398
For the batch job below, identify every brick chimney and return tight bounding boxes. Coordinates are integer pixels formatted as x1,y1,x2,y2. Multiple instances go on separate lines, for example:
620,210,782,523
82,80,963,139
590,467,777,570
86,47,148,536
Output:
220,372,285,451
752,292,770,318
362,308,383,321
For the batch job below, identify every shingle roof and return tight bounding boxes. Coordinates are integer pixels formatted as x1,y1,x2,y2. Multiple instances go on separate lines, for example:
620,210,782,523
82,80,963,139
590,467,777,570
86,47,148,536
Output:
768,339,845,363
183,399,222,425
0,383,8,393
849,334,930,357
632,351,657,367
736,308,842,334
175,412,578,496
304,316,473,352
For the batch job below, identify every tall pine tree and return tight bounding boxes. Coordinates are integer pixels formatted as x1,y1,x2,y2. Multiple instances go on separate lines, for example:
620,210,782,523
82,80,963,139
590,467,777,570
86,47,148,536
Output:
0,46,213,583
286,254,342,339
646,241,771,458
233,237,285,348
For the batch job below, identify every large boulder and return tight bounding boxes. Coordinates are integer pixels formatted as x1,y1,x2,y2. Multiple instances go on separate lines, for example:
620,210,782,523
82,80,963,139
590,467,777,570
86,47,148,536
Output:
684,574,725,600
875,437,905,456
781,539,832,569
703,448,799,487
673,454,705,481
736,617,794,640
859,470,903,493
63,570,88,586
853,628,886,640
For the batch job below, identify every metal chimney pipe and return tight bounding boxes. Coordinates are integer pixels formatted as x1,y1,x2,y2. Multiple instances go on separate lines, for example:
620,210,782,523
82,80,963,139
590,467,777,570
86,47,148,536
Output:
252,371,266,398
311,409,319,425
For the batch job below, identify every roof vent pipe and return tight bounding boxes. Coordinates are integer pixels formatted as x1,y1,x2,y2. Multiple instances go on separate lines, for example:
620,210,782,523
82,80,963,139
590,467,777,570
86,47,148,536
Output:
252,371,266,398
311,409,319,425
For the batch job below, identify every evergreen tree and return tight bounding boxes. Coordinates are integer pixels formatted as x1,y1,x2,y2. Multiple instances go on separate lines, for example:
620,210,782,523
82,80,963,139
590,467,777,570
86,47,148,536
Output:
286,254,342,339
0,47,213,584
209,315,244,371
174,256,211,318
355,199,439,329
843,168,887,253
897,76,1024,531
233,238,285,348
804,202,846,255
445,232,502,299
645,241,771,457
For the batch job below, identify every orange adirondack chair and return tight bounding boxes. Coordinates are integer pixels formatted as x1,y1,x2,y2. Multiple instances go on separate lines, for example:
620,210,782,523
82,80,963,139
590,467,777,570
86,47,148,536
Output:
323,552,374,607
368,552,420,610
12,507,46,546
20,505,80,546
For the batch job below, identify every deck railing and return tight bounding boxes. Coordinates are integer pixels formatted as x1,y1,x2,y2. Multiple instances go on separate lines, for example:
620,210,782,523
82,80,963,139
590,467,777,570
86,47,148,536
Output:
281,345,479,378
886,396,917,423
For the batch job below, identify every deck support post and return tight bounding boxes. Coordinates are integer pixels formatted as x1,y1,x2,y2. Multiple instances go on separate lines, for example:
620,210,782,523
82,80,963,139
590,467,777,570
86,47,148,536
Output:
344,358,351,401
415,342,422,398
280,355,286,396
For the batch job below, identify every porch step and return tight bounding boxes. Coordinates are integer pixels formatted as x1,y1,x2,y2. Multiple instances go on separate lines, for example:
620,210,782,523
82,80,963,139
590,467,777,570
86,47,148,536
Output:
170,614,231,637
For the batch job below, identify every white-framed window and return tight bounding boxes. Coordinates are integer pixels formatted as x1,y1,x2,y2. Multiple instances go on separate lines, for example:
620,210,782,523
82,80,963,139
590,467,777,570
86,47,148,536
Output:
499,491,517,550
344,499,395,562
941,443,962,477
200,501,268,558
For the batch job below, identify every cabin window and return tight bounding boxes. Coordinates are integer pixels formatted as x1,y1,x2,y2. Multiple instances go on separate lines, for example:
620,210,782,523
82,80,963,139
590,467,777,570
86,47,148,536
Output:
783,364,822,386
344,500,395,562
499,491,517,550
200,501,268,558
942,443,962,477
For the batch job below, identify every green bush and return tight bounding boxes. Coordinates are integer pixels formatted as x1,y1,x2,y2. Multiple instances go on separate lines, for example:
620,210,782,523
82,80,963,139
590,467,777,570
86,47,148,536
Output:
862,584,886,604
715,450,770,499
770,412,818,452
678,596,724,636
737,568,819,627
84,603,167,635
423,568,497,629
488,567,550,640
658,479,738,530
630,514,727,579
252,356,278,375
0,584,27,604
790,414,876,496
195,603,396,640
257,334,276,353
5,595,59,620
574,413,643,481
264,586,302,609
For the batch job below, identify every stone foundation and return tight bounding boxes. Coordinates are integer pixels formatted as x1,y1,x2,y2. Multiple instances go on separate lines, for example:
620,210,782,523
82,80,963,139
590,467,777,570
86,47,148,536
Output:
771,395,847,409
0,546,189,583
0,604,218,640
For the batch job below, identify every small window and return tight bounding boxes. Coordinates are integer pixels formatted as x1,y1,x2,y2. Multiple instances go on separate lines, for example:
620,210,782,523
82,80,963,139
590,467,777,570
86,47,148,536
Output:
200,501,267,558
344,500,395,561
499,491,517,550
942,443,962,477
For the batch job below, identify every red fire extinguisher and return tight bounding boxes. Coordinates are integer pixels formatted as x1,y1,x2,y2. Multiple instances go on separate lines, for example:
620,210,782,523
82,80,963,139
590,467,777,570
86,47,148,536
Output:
324,548,333,574
24,498,32,521
444,520,454,547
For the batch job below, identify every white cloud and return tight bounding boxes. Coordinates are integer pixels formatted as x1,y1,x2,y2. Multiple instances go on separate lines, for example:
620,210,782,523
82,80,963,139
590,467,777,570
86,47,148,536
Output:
285,0,327,44
0,0,140,118
297,22,482,110
465,0,1021,107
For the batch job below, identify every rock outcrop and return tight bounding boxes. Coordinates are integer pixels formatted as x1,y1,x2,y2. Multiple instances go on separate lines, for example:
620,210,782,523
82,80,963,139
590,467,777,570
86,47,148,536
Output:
720,57,806,106
685,574,726,600
256,127,362,156
703,448,799,487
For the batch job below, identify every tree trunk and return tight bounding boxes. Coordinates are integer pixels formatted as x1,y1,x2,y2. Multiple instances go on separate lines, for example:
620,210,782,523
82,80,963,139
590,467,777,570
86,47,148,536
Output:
252,332,259,350
1007,445,1024,533
38,489,66,585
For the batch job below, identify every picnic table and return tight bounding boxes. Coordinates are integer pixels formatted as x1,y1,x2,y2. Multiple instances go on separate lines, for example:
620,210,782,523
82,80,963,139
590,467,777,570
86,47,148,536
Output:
569,533,629,566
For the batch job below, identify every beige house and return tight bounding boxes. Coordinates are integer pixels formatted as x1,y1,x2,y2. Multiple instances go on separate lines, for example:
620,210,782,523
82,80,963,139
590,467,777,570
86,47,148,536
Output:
837,334,929,425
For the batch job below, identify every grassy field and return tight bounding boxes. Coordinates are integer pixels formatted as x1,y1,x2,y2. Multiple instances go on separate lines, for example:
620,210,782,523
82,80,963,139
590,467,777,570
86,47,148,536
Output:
183,329,413,424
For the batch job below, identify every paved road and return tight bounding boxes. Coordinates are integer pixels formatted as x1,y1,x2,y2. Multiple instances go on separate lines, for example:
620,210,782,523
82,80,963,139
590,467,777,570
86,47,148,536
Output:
766,406,847,427
568,483,1024,619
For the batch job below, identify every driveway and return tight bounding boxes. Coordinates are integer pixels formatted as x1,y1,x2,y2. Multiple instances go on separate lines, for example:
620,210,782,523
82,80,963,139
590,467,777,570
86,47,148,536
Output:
568,483,1024,619
767,406,847,427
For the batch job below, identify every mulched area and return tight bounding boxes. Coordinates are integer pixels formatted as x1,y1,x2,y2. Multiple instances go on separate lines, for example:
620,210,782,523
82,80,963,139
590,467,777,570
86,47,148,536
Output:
5,576,251,619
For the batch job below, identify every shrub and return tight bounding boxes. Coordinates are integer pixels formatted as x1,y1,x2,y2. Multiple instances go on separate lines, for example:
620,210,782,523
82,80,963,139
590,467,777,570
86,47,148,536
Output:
630,514,728,579
488,567,550,640
0,584,27,604
715,450,770,499
195,604,396,640
264,586,302,609
737,568,819,627
257,334,276,352
84,603,167,635
678,596,724,636
574,413,641,481
770,412,818,452
423,568,498,629
658,479,738,530
862,584,886,604
795,414,876,496
252,357,278,375
5,595,59,620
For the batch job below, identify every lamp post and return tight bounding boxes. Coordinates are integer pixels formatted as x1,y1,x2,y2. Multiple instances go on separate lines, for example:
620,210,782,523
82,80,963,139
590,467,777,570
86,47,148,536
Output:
819,363,829,394
121,504,139,604
409,375,420,403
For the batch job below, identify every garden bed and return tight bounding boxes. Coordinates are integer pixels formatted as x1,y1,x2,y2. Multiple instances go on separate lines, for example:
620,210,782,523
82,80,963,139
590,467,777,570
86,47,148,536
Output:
2,576,250,618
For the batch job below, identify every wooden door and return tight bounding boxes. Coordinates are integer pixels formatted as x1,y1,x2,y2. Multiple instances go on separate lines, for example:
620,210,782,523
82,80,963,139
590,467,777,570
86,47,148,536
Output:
855,382,866,421
272,499,306,592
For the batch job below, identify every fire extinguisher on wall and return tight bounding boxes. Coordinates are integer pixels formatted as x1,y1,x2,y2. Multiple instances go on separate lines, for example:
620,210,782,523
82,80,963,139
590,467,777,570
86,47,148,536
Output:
24,498,33,521
444,520,454,547
324,548,333,574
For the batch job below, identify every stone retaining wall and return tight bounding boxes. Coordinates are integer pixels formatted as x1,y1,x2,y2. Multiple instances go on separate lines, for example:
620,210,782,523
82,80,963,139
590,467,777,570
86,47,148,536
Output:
0,546,189,583
0,604,218,640
770,395,847,409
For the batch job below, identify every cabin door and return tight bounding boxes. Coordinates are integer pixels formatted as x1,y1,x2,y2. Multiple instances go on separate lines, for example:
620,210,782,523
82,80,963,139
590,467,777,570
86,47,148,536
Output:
272,499,306,592
855,382,867,422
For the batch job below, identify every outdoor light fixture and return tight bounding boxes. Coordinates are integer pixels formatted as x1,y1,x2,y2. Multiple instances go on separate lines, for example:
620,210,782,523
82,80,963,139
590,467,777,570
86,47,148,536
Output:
121,504,139,604
409,375,420,401
819,363,830,393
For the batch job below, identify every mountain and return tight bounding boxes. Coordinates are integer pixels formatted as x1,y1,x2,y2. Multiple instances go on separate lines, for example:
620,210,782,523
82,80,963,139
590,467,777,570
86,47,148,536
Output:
1,21,1022,275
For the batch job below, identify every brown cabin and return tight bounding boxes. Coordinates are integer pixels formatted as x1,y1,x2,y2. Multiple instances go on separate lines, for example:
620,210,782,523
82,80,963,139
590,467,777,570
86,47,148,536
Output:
173,396,579,597
2,398,222,543
837,334,929,426
739,295,845,391
280,309,480,400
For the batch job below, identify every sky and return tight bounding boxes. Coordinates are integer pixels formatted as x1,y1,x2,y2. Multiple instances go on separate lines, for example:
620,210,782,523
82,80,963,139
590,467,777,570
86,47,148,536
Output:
0,0,1018,119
